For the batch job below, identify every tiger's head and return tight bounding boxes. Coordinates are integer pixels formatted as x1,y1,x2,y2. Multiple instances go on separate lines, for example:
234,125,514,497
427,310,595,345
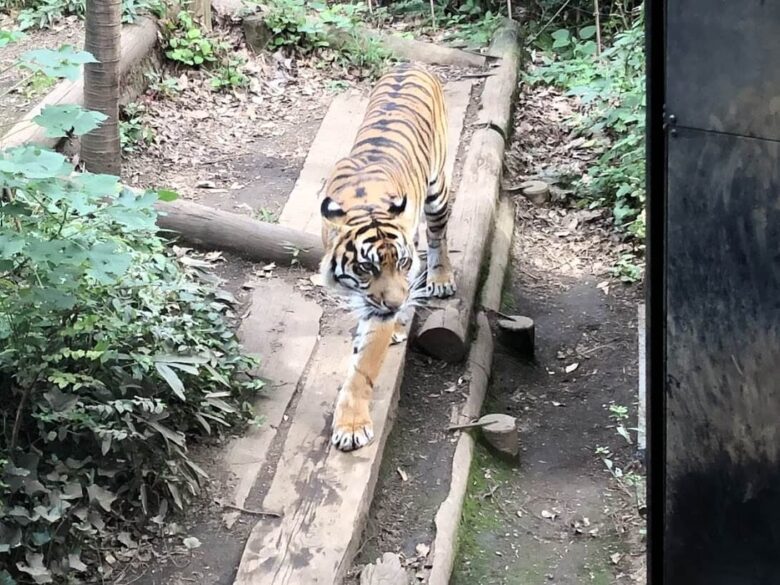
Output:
319,194,422,320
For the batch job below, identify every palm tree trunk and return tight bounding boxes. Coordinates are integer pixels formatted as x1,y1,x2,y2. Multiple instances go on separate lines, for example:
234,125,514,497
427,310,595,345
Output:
82,0,122,175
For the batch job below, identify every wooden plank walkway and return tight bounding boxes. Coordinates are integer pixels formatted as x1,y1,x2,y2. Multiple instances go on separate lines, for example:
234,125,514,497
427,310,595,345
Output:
233,79,473,585
223,280,323,526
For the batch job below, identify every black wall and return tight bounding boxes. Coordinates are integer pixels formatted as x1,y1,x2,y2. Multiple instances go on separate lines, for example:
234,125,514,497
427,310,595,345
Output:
660,1,780,583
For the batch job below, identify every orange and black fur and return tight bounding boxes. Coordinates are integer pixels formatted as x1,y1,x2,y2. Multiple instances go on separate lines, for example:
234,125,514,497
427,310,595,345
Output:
320,64,456,452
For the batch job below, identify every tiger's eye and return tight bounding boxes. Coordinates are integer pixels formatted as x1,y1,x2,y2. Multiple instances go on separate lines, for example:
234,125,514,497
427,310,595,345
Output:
357,261,375,275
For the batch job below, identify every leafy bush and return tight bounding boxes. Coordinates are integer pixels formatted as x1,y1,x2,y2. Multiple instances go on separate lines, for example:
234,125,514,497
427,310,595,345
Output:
254,0,388,75
525,9,645,239
0,40,262,583
261,0,328,49
120,102,156,152
162,11,249,90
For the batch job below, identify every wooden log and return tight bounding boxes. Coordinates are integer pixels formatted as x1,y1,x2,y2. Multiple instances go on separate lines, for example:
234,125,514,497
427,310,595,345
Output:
427,176,515,585
155,199,325,271
371,32,486,68
189,0,212,31
0,16,159,150
497,315,535,355
414,20,520,363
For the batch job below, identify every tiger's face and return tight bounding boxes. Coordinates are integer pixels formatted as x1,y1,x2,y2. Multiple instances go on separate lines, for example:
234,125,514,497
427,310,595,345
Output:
321,226,422,320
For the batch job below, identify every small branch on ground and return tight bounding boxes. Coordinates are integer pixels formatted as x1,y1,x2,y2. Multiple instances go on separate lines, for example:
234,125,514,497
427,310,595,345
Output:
218,500,283,518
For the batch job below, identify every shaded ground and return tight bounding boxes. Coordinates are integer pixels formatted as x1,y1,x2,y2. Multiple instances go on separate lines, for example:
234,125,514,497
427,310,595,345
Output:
450,78,647,584
451,231,644,584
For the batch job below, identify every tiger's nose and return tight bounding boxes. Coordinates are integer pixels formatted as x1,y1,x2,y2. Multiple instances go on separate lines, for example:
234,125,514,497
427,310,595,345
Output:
382,292,405,313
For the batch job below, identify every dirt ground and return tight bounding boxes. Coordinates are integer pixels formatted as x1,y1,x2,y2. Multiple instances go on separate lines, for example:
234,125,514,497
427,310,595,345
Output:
448,83,646,584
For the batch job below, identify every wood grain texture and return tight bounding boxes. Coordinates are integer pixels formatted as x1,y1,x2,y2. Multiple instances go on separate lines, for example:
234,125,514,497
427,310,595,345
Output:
223,280,322,525
233,321,410,585
415,21,520,362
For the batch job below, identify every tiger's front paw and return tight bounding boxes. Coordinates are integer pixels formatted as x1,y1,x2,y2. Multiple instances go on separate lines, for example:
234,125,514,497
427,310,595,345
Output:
426,270,457,298
332,399,374,452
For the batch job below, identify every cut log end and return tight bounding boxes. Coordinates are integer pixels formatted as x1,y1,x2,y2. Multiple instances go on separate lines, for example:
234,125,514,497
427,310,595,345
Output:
497,315,535,356
415,324,466,363
479,413,520,461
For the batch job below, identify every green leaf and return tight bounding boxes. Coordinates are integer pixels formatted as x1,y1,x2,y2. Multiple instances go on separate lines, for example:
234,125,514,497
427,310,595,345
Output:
71,172,121,198
579,25,597,40
155,362,186,400
33,105,107,137
0,232,26,258
0,146,71,179
15,553,51,584
147,420,186,447
156,188,179,202
85,242,132,284
20,46,97,80
0,569,17,585
0,30,25,49
86,484,117,512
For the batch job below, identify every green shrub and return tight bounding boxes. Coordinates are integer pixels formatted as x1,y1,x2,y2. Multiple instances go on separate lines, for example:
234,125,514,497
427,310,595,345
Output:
525,9,645,239
0,40,262,584
120,102,156,153
162,11,249,90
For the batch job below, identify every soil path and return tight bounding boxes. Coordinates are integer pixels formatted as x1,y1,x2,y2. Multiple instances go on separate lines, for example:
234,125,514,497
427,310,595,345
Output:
451,228,642,584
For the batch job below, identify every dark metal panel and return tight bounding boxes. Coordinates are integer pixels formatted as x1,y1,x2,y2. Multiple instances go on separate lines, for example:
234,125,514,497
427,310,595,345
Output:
664,128,780,585
666,0,780,141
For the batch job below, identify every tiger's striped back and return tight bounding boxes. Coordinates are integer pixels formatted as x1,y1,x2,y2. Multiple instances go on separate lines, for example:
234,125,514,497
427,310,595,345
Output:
320,63,448,236
320,63,458,453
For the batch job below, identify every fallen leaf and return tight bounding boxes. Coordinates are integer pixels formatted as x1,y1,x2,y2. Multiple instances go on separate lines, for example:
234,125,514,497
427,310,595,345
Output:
551,401,565,407
415,543,430,558
397,467,408,482
610,553,623,565
183,536,201,550
565,363,579,373
541,509,557,521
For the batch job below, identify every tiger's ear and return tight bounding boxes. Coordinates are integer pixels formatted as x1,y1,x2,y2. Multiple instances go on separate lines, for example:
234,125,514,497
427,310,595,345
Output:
320,196,347,226
387,194,407,216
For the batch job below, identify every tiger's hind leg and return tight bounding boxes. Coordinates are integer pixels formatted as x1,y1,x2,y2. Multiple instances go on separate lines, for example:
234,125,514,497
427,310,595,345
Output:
424,172,456,298
332,317,395,452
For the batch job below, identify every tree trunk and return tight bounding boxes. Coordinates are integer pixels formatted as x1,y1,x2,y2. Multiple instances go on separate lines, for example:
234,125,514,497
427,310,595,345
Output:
82,0,122,175
190,0,212,32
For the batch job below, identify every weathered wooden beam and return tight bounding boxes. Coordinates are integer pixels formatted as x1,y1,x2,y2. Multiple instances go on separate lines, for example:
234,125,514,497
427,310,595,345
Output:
414,19,521,363
427,195,515,585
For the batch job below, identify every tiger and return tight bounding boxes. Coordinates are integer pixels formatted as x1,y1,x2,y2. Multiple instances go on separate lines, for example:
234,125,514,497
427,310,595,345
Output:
319,63,456,452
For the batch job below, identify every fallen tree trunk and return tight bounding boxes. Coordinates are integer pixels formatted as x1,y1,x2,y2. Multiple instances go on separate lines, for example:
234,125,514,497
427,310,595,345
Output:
371,32,486,68
155,199,325,271
414,19,521,363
